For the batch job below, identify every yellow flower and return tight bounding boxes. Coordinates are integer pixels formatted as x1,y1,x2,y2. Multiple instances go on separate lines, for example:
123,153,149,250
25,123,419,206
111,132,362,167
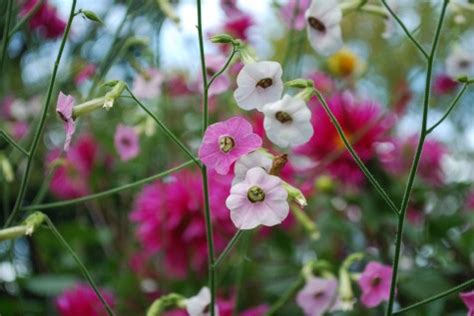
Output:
327,48,364,77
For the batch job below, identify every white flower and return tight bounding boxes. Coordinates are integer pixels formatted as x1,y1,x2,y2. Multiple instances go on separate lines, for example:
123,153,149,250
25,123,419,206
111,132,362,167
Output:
233,61,284,111
185,287,217,316
305,0,343,55
446,33,474,79
262,94,313,148
233,150,273,185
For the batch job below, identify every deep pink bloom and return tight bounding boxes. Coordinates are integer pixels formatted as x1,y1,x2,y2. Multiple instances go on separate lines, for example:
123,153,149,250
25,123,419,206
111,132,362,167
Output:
47,135,98,199
12,122,29,140
198,116,262,175
203,54,231,96
21,0,66,39
220,0,240,16
296,93,389,185
296,277,339,316
465,192,474,210
308,71,334,95
358,262,393,308
56,92,75,151
280,0,311,30
240,305,269,316
224,14,253,41
130,170,235,278
164,75,194,97
433,73,459,96
55,283,115,316
114,124,140,162
75,64,96,85
460,291,474,316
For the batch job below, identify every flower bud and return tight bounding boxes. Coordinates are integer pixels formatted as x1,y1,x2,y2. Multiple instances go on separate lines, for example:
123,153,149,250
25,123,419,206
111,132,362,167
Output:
80,9,103,24
103,81,126,110
285,79,313,89
283,181,307,208
147,293,186,316
0,153,14,182
211,33,235,44
24,212,47,236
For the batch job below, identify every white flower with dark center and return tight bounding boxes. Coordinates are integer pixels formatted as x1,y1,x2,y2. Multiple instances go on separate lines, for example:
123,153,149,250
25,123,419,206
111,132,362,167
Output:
233,61,284,111
305,0,343,55
185,287,217,316
233,150,273,185
262,94,313,148
446,33,474,79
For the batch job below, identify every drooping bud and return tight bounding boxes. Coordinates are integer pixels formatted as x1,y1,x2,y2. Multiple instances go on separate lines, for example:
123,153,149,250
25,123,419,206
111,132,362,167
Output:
211,33,236,44
103,81,126,110
283,181,307,208
24,212,47,236
146,293,186,316
269,154,288,176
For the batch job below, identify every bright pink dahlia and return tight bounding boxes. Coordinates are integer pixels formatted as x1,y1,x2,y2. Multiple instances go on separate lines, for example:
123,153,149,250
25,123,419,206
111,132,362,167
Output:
55,283,115,316
114,124,140,162
296,93,390,185
130,169,235,278
280,0,311,30
358,261,393,308
56,91,75,151
198,116,262,175
21,0,66,39
460,291,474,316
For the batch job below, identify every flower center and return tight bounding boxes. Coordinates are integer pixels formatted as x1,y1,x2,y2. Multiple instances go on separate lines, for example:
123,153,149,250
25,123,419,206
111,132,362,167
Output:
313,291,325,299
203,304,210,313
219,135,235,153
458,59,470,69
275,111,293,123
206,67,216,77
247,186,265,203
371,276,381,287
308,17,326,32
256,78,273,89
120,137,132,147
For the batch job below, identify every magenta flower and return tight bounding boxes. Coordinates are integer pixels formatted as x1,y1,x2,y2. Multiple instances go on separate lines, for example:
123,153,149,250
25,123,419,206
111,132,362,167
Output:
56,91,76,151
280,0,310,30
296,276,339,316
224,14,254,41
433,73,458,95
198,116,262,175
114,124,140,162
358,262,393,308
460,291,474,316
226,167,289,229
55,283,115,316
21,0,66,39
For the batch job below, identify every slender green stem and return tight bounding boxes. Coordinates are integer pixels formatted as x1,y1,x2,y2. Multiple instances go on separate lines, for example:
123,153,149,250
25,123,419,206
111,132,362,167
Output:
380,0,429,60
426,83,470,134
21,160,194,211
313,90,399,216
196,0,209,136
207,47,236,89
43,217,115,316
1,0,13,75
264,274,305,316
0,130,30,157
213,230,244,269
126,87,201,167
385,2,448,315
4,0,77,228
7,0,45,40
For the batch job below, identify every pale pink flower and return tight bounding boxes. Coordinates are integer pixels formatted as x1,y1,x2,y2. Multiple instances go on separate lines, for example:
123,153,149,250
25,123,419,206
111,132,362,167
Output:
226,167,289,229
75,64,96,85
296,276,339,316
280,0,311,30
460,291,474,316
233,150,272,185
56,91,75,151
358,261,393,308
203,54,231,96
114,124,140,162
55,283,115,316
132,68,164,100
198,116,262,175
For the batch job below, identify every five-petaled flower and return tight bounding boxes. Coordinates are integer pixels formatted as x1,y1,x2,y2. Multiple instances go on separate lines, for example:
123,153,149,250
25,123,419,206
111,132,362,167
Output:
114,124,140,162
56,91,76,151
296,276,340,316
358,261,393,308
233,150,273,185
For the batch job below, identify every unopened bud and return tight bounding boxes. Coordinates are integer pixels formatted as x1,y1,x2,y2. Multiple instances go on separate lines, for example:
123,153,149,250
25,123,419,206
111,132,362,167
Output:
211,34,235,44
80,9,103,24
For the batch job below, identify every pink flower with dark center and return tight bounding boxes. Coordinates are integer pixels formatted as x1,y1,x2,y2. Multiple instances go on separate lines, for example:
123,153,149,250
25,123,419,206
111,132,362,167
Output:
226,167,289,229
55,283,115,316
75,64,96,85
199,116,262,175
296,276,339,316
358,261,393,308
132,68,164,100
433,73,459,95
114,124,140,162
460,291,474,316
280,0,311,30
21,0,66,39
56,91,75,151
203,54,231,96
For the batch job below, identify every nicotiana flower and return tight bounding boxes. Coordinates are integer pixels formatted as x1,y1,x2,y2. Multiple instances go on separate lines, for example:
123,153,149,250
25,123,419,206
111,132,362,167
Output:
233,61,284,111
460,291,474,316
305,0,343,55
446,33,474,80
132,68,164,100
280,0,311,30
296,276,340,316
114,124,140,162
185,287,216,316
262,94,313,148
226,167,289,229
233,150,273,185
56,91,76,151
55,283,115,316
198,116,262,175
358,261,393,308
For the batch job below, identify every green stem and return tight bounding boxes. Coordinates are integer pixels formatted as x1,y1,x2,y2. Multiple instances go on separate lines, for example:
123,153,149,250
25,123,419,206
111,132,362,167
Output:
0,0,13,75
313,90,399,216
21,160,194,211
264,274,305,316
0,129,30,157
385,2,448,315
4,0,78,228
7,0,45,40
213,230,244,269
197,0,209,136
393,279,474,314
0,225,28,242
207,47,237,89
380,0,429,60
126,87,201,167
44,217,115,316
426,83,470,134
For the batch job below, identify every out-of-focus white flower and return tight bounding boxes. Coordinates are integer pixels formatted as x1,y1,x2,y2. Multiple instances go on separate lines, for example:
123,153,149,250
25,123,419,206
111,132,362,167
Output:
446,33,474,80
185,287,217,316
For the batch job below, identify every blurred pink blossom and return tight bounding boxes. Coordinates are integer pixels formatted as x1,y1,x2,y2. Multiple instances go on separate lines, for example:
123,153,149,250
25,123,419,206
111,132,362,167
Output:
224,14,253,41
358,261,393,308
55,283,115,316
132,68,164,100
433,73,458,95
296,276,339,316
460,291,474,316
56,91,76,151
280,0,311,30
203,54,231,96
21,0,66,39
114,124,140,162
308,71,335,95
75,64,96,85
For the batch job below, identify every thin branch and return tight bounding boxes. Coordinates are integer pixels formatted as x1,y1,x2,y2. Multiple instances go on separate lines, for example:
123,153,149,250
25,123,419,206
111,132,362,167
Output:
213,230,244,269
0,129,30,157
207,47,237,89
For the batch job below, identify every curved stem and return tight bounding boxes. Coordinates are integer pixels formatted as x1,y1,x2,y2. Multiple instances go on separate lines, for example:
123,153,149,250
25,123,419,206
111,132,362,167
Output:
207,47,236,89
213,230,244,269
0,0,14,76
7,0,45,40
197,0,209,136
385,2,449,315
0,129,30,157
4,0,78,228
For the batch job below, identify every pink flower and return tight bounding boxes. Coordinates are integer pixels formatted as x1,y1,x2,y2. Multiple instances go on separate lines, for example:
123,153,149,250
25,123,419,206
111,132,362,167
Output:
203,54,231,96
164,74,194,97
358,261,393,308
75,64,96,85
21,0,66,39
240,305,269,316
130,170,235,278
114,124,140,162
199,116,262,175
308,71,334,95
224,14,253,41
226,167,289,229
280,0,311,30
296,277,339,316
460,291,474,316
433,73,458,95
55,283,115,316
465,192,474,210
132,68,164,100
56,92,76,151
